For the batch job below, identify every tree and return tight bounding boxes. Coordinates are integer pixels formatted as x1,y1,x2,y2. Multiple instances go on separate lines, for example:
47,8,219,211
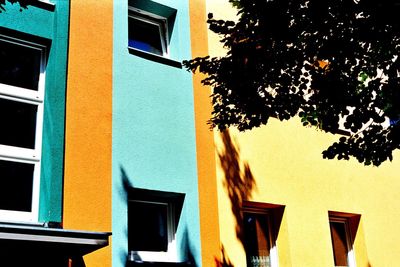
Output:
184,0,400,166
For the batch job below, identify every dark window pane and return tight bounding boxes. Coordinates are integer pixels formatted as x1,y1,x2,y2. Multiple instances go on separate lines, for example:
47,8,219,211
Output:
0,160,34,212
128,16,164,56
244,212,272,267
128,201,168,252
330,221,349,267
0,39,41,91
0,98,37,149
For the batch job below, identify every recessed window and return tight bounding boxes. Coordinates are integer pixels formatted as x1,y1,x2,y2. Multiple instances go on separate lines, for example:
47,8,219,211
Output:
243,206,279,267
329,214,357,267
128,200,169,252
128,188,184,262
127,0,179,67
0,33,47,222
128,8,168,57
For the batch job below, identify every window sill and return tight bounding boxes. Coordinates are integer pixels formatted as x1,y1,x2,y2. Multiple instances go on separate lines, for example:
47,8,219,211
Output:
128,47,182,69
32,0,56,11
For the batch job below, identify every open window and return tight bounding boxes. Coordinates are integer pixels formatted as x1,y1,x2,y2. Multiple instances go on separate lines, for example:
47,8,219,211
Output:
128,188,184,263
128,9,168,57
128,0,177,58
127,0,181,68
0,33,48,222
243,202,283,267
329,212,360,267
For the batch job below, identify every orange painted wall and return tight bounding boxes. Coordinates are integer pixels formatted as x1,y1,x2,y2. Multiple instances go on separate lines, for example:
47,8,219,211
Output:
189,0,221,266
64,0,113,266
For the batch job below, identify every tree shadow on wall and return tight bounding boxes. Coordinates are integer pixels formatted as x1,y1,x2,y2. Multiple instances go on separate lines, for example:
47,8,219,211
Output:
214,245,234,267
217,130,256,258
0,0,37,12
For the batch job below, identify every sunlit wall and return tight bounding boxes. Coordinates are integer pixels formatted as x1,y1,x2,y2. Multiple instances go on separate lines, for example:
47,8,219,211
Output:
205,1,400,266
112,0,202,266
64,0,113,266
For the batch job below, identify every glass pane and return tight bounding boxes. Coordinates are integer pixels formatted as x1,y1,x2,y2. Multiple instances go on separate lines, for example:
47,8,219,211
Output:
330,221,349,267
244,212,272,267
128,16,164,56
0,98,38,149
0,160,34,212
0,39,41,91
128,200,168,252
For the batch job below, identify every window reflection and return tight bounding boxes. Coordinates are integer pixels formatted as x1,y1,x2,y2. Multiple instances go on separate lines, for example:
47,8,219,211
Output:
0,160,34,212
0,39,41,91
0,98,37,149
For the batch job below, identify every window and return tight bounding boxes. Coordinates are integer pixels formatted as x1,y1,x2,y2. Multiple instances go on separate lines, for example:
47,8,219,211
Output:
243,206,279,267
127,0,181,67
128,9,168,57
329,215,356,267
128,188,184,263
0,33,47,222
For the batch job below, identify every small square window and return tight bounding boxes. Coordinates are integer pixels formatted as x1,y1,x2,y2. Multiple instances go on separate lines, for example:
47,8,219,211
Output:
127,1,181,67
329,213,358,267
128,9,168,57
128,188,184,262
128,200,169,252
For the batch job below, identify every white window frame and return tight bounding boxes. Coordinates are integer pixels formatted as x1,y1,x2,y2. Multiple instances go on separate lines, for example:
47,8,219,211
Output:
128,6,170,58
128,198,178,262
329,216,356,267
243,207,279,267
0,33,47,223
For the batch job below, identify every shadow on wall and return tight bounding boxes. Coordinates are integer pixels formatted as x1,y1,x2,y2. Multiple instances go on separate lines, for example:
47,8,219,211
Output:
216,131,286,267
179,226,196,265
118,166,132,267
0,0,52,12
214,245,234,267
214,130,257,267
214,130,256,267
218,130,256,246
0,0,30,12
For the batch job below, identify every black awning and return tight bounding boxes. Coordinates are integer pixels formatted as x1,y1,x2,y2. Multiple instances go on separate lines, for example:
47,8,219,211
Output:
0,223,111,266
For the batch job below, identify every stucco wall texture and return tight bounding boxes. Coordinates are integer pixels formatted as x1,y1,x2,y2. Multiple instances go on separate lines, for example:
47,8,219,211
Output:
206,1,400,267
64,0,113,266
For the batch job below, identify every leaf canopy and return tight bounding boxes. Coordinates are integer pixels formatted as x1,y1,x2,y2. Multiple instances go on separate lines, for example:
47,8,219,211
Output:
184,0,400,166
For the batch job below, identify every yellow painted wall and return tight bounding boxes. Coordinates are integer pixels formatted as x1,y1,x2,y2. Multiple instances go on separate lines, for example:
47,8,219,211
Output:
64,0,113,266
214,122,400,267
190,0,222,266
206,1,400,267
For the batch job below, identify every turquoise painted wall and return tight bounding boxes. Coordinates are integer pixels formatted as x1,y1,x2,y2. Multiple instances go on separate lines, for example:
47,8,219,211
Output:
113,0,202,266
0,0,69,223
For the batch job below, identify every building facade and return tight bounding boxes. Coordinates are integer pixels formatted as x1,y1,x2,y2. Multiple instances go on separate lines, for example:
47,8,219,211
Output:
64,0,206,266
206,1,400,267
1,0,400,267
0,1,109,266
